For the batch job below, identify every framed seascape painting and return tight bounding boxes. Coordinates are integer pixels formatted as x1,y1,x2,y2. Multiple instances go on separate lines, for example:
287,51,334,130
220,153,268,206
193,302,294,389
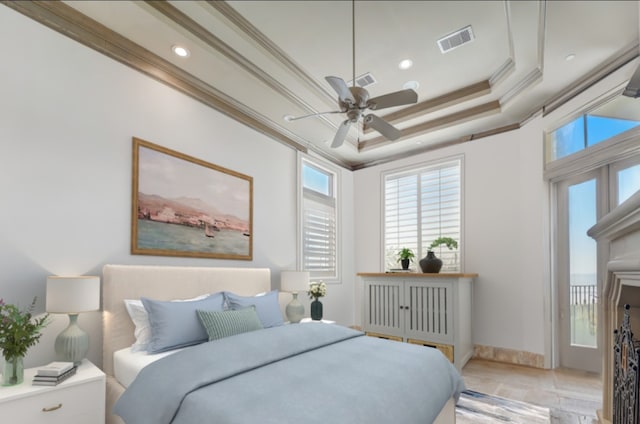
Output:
131,137,253,260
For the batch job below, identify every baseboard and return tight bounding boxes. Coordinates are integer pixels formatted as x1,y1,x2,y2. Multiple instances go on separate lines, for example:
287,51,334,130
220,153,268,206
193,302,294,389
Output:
597,409,610,424
473,344,545,369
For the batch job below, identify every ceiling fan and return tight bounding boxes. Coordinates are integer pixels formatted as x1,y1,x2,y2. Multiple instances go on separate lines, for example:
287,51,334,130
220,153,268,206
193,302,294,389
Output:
285,1,418,148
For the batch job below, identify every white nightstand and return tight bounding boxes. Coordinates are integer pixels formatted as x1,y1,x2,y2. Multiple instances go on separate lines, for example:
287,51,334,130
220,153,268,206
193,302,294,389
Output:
0,359,105,423
300,318,336,324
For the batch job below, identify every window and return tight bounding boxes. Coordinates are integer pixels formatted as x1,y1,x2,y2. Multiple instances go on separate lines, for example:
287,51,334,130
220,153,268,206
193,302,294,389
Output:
617,162,640,205
383,158,462,272
547,98,640,370
300,157,338,280
545,95,640,163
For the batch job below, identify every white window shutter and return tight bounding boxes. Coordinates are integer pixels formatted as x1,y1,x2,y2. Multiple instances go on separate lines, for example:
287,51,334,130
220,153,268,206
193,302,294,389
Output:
384,159,461,272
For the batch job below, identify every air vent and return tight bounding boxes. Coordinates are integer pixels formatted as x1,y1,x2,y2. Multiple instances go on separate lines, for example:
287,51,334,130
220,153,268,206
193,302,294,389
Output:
349,72,377,88
437,25,475,54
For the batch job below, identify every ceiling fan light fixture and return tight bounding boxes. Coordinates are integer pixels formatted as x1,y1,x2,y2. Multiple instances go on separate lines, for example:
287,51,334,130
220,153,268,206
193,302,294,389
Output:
398,59,413,70
171,45,190,58
403,81,420,91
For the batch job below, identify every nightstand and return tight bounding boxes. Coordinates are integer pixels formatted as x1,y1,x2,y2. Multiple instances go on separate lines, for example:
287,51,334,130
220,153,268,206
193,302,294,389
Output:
0,359,105,423
300,318,336,324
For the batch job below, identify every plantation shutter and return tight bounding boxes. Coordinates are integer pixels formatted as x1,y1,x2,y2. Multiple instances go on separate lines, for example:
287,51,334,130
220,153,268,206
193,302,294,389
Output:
384,174,419,268
384,159,461,271
302,188,337,279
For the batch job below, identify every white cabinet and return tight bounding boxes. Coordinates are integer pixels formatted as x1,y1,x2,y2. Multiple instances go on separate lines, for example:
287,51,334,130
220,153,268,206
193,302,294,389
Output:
359,273,476,371
0,359,105,424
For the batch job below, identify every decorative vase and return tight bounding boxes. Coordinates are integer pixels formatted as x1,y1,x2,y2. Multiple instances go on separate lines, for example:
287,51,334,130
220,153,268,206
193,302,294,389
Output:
401,258,410,270
310,298,323,321
2,355,24,386
419,251,443,273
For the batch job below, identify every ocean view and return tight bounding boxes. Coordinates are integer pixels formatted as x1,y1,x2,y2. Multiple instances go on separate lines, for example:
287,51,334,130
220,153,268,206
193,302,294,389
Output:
570,273,596,285
137,219,249,255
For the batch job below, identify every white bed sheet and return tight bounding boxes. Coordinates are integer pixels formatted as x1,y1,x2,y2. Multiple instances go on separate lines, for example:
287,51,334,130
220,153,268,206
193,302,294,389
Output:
114,347,183,388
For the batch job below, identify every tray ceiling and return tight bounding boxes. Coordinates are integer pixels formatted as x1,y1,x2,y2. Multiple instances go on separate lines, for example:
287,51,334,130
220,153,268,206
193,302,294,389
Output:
5,0,639,169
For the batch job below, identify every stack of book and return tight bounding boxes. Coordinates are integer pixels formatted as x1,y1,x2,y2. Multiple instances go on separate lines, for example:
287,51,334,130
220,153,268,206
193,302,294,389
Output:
32,361,77,386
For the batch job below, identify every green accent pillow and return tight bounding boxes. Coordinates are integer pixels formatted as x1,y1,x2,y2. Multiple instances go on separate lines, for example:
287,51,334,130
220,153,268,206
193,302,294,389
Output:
197,306,264,341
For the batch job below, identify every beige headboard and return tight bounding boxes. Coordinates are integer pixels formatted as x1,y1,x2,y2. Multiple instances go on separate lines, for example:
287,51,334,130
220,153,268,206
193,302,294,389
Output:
101,264,271,377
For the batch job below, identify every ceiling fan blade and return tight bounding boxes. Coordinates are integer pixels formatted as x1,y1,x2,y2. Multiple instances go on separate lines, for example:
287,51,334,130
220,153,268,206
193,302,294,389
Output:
367,89,418,110
325,76,356,104
331,120,351,148
364,114,402,141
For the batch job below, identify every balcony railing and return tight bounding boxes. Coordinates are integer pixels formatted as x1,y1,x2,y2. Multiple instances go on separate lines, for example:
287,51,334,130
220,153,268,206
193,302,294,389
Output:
570,284,597,346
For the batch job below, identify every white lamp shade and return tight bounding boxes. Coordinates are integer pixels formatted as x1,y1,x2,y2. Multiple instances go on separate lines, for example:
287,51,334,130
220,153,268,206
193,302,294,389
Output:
280,271,309,293
46,276,100,313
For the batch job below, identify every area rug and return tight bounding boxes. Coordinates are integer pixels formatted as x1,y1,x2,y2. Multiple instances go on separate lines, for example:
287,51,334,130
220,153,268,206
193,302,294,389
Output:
456,390,551,423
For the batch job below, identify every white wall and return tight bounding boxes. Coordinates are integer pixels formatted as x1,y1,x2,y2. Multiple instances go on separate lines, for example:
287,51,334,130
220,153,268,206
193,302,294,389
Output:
0,7,355,369
353,58,639,360
354,120,549,356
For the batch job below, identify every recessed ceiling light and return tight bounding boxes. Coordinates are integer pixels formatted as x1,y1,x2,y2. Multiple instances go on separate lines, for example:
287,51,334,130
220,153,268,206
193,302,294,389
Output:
403,81,419,91
283,115,294,122
565,53,576,61
172,45,190,58
398,59,413,70
416,140,424,145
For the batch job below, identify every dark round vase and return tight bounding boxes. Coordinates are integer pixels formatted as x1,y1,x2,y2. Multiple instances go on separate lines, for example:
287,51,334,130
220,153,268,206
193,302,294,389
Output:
310,299,323,320
419,251,443,273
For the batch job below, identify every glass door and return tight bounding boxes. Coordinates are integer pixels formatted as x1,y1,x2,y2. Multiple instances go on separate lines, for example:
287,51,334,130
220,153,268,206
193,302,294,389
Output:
556,172,602,372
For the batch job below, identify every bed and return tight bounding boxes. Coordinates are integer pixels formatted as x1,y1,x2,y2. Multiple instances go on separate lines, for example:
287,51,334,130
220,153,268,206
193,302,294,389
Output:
102,264,463,424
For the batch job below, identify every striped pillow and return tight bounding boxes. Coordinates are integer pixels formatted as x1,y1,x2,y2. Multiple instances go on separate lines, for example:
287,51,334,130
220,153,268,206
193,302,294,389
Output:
197,307,264,341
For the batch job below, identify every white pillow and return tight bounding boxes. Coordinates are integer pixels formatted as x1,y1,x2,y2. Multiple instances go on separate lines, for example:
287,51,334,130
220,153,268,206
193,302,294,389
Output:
123,294,210,352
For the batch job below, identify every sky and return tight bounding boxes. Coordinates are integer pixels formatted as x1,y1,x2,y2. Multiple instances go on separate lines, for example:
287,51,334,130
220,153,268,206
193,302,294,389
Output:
137,145,251,221
561,116,640,282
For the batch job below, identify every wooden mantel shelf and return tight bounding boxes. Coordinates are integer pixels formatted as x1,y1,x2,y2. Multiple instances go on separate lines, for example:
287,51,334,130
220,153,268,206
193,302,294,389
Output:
357,272,478,278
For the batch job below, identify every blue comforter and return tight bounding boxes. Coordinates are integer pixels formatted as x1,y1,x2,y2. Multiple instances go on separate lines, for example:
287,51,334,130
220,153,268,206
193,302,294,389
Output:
114,324,464,424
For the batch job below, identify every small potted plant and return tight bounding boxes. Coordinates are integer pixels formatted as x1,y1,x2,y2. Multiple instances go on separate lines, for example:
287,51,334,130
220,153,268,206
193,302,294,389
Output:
419,237,458,273
396,248,415,270
0,297,49,386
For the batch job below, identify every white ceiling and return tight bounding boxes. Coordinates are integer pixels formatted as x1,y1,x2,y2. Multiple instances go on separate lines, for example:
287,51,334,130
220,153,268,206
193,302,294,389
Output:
8,1,639,169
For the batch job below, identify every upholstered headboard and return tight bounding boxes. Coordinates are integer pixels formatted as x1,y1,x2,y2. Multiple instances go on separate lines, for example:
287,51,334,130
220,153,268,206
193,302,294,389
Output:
101,264,271,377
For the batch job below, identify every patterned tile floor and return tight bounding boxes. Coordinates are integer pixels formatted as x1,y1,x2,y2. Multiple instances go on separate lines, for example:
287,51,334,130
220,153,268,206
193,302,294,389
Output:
461,359,602,424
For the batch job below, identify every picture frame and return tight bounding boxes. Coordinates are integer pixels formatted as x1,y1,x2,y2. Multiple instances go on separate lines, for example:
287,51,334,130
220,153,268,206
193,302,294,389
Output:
131,137,253,260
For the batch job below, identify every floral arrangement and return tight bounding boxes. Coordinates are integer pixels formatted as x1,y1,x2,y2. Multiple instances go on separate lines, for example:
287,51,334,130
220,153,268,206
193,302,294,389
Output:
0,297,49,360
308,281,327,300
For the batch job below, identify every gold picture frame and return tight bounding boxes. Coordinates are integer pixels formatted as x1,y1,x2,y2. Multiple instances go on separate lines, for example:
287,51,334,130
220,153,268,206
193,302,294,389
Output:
131,137,253,260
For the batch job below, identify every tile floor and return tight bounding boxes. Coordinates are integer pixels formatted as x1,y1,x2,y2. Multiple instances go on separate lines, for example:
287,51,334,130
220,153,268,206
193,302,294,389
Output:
460,359,602,424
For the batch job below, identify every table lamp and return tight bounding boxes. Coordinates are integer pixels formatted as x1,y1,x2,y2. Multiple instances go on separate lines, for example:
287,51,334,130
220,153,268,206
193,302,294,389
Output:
46,276,100,365
280,271,309,323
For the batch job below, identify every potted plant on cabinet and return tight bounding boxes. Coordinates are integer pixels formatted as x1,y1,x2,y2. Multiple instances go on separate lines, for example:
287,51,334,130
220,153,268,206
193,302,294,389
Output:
419,237,458,273
397,248,415,270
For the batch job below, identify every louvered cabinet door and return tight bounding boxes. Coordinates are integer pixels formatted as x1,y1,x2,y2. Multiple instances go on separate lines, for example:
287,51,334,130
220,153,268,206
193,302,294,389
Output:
360,273,475,371
363,278,404,339
404,281,454,345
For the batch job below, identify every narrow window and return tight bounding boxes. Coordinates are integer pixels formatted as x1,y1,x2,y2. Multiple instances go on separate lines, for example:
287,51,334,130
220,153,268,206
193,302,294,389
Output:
301,158,338,280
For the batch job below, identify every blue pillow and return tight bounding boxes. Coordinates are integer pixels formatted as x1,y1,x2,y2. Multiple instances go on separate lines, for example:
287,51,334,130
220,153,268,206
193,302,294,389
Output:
141,292,225,353
224,290,284,328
